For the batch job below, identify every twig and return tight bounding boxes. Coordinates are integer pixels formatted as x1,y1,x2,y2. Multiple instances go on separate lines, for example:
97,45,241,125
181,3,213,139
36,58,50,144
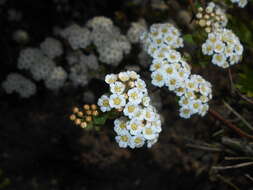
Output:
228,68,236,94
225,156,253,161
186,143,222,152
223,101,253,131
216,175,240,190
245,174,253,183
238,93,253,105
209,109,253,141
212,162,253,170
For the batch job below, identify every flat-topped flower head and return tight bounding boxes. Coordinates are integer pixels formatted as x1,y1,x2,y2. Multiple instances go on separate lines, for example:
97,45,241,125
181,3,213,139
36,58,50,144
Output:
178,75,212,118
141,23,184,58
98,71,162,148
202,28,243,68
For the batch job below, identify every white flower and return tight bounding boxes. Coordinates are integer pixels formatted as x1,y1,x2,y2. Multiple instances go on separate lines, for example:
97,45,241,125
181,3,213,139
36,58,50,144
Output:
118,72,130,82
143,107,156,122
110,81,126,94
129,135,145,148
163,63,176,76
142,96,151,107
114,117,128,135
179,107,192,119
135,79,147,92
127,119,143,135
166,76,180,91
150,59,162,71
115,131,131,148
127,87,143,104
97,95,111,112
143,126,157,140
214,41,225,53
127,71,140,80
202,29,243,68
198,104,209,116
105,74,118,84
202,42,214,55
151,70,166,87
123,102,140,118
189,99,203,114
109,94,126,109
179,96,190,108
212,53,226,66
166,49,181,63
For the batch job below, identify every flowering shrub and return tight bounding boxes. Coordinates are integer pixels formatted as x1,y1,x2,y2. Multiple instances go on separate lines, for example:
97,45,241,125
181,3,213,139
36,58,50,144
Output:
2,0,251,151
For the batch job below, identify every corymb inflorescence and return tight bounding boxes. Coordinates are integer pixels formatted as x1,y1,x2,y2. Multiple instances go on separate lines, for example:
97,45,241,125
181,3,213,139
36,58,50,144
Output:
97,71,162,149
202,28,243,68
141,23,213,119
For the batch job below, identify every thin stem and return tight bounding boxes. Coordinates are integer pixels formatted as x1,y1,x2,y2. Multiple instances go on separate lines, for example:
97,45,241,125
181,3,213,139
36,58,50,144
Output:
216,175,240,190
208,109,253,141
212,162,253,170
186,143,222,152
223,101,253,131
225,156,253,161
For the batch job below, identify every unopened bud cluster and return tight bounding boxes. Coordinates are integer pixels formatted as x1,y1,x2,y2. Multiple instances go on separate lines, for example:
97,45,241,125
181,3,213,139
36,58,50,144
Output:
97,71,162,149
195,2,227,33
70,104,99,129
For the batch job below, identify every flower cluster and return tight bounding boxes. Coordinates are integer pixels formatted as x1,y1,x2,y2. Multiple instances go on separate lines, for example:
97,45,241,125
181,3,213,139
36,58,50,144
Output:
87,16,131,66
16,37,68,92
2,73,37,98
142,23,212,118
230,0,248,8
59,16,131,66
127,20,147,44
178,75,212,118
70,104,99,129
40,37,63,59
97,71,162,148
67,52,99,87
141,23,184,58
202,28,243,68
195,2,227,33
60,24,91,50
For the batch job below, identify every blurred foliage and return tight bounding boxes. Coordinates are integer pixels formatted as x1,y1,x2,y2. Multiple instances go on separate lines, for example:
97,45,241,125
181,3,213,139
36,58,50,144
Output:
0,169,10,189
236,65,253,97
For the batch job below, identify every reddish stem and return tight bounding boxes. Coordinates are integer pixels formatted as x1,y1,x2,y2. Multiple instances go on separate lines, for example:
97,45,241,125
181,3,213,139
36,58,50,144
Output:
209,109,253,141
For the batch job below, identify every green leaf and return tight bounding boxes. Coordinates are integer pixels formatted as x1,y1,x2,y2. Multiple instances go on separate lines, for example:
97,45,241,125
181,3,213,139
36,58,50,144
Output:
183,34,195,44
93,114,108,125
